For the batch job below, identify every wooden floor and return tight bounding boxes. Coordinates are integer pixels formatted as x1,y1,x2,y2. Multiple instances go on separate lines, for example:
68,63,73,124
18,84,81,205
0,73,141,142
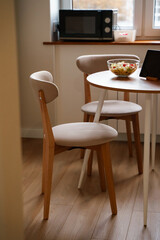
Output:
23,138,160,240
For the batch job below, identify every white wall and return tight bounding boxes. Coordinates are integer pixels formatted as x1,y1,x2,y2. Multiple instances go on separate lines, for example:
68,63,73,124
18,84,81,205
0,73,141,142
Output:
15,0,55,138
0,1,23,239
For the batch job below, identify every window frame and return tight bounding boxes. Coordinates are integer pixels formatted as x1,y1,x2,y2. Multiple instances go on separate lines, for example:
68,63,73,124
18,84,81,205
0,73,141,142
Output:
144,0,160,36
134,0,143,36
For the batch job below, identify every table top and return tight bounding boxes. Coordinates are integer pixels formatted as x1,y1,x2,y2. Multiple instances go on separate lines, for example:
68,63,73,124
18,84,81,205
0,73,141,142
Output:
87,69,160,93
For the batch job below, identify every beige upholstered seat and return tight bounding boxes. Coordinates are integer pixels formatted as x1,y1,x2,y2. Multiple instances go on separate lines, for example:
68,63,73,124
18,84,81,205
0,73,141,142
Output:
30,70,118,220
53,122,117,147
76,54,143,175
81,100,142,117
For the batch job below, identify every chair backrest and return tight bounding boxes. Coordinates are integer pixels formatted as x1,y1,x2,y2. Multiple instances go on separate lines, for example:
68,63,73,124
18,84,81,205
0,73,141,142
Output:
76,54,140,75
76,54,140,103
30,71,59,103
30,71,59,146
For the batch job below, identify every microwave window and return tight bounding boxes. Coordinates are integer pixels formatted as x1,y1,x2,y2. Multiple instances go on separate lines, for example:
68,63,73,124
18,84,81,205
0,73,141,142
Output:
65,16,96,34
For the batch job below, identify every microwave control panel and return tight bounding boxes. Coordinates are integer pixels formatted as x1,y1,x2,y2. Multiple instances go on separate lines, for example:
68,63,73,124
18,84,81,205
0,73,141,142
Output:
102,10,113,39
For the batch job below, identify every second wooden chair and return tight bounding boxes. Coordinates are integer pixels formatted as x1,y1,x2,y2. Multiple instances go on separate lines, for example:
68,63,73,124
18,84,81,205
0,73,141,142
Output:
76,54,143,177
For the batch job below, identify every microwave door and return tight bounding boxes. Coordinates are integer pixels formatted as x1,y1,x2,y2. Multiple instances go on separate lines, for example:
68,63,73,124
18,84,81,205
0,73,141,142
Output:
59,10,102,40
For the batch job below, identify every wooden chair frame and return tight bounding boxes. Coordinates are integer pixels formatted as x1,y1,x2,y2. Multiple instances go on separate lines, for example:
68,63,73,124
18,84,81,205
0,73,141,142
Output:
82,73,143,176
38,90,117,220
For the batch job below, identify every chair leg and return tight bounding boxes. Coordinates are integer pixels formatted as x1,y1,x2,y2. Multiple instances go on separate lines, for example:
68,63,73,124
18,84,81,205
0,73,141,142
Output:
42,137,47,194
132,114,143,174
125,119,133,157
78,149,91,189
86,115,94,175
99,143,117,215
96,150,106,192
80,149,85,159
81,114,94,176
43,145,54,220
87,150,93,176
80,113,91,159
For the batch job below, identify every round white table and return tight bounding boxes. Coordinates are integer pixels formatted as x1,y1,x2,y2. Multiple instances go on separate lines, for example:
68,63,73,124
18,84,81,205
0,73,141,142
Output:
86,69,160,226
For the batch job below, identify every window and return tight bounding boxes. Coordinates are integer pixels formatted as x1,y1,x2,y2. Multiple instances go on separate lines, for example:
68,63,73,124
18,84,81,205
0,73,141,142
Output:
144,0,160,36
70,0,160,38
73,0,134,29
154,0,160,28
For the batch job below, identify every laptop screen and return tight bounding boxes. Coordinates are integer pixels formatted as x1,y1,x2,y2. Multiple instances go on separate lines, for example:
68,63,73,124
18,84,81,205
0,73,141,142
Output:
140,50,160,79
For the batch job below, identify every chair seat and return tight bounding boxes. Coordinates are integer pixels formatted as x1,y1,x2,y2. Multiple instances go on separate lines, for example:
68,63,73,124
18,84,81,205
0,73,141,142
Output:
53,122,118,147
81,100,142,117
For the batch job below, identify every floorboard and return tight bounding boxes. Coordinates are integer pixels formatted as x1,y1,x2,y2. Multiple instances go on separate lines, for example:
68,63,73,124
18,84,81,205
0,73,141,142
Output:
23,139,160,240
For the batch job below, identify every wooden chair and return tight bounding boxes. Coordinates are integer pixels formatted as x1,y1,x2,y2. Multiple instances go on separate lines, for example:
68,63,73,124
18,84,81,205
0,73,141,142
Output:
30,70,118,220
76,54,143,176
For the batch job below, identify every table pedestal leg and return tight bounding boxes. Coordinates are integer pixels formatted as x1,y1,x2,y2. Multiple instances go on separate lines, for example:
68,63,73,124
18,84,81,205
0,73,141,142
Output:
78,89,106,189
151,94,157,170
143,93,151,226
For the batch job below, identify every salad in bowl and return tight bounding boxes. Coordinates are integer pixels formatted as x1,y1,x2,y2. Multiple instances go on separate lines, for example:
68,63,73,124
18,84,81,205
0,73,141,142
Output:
107,59,139,77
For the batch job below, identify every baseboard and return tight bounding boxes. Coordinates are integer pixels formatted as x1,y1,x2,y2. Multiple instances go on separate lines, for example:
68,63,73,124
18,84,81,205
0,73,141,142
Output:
117,133,144,142
116,133,160,143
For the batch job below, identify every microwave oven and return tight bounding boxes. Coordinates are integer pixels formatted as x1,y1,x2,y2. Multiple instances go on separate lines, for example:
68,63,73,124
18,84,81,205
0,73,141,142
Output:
59,9,117,41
